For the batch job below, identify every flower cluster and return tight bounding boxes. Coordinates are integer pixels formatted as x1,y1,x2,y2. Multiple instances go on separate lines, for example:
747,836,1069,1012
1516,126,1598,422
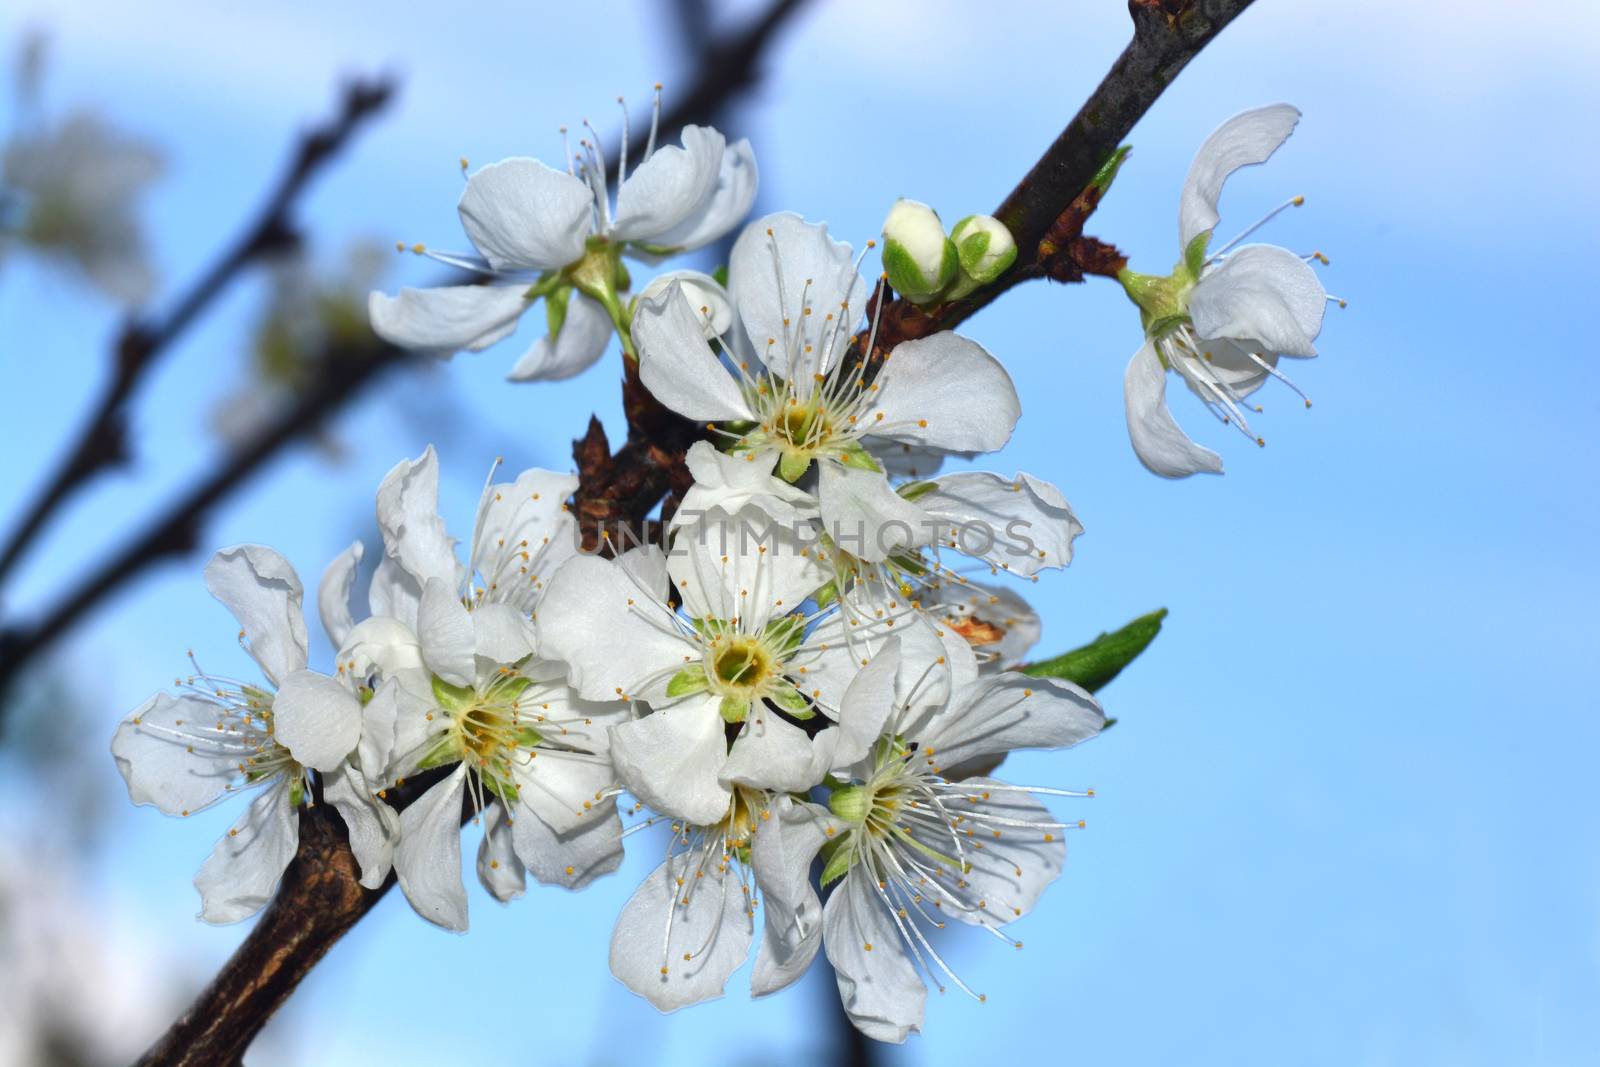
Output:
113,98,1330,1041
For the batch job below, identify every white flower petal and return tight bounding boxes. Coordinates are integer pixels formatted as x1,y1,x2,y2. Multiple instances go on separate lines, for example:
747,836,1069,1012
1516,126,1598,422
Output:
511,747,617,835
918,673,1105,773
720,710,819,793
821,636,901,771
638,270,734,337
203,544,308,686
634,282,755,422
195,780,299,925
368,284,528,355
476,801,527,903
1189,243,1325,356
611,125,725,243
394,765,470,931
938,778,1065,926
112,692,239,816
917,470,1083,577
800,596,946,721
470,466,579,613
367,556,423,631
817,461,932,564
647,137,758,252
317,540,363,649
1123,340,1224,478
823,869,926,1043
610,854,753,1012
271,669,362,773
668,505,829,630
471,602,538,666
671,442,817,531
1179,103,1301,250
537,555,694,702
928,580,1040,671
868,332,1020,453
729,212,868,379
512,804,625,890
323,763,398,890
609,701,731,826
458,157,593,271
417,577,475,687
750,797,831,997
507,291,613,382
375,446,464,593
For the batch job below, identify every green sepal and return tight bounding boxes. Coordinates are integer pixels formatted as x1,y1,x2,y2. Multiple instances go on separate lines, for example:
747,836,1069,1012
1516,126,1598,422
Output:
896,479,937,502
778,452,811,482
1090,144,1131,195
430,675,476,712
483,774,520,806
667,665,709,698
769,683,814,719
413,731,462,772
719,695,751,723
544,285,570,341
1183,231,1210,280
761,614,807,657
515,726,544,748
522,270,566,302
813,580,839,610
837,443,882,473
288,779,306,808
1021,608,1167,694
882,238,958,304
712,264,729,288
819,837,854,888
357,685,375,706
629,241,680,257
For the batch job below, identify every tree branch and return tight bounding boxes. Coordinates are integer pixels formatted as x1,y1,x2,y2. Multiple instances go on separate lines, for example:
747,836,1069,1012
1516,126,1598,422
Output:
0,336,408,698
0,76,395,591
121,2,1251,1062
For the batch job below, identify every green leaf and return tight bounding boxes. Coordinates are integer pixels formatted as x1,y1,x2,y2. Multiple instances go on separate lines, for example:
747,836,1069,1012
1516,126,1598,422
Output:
712,264,729,288
1021,608,1167,694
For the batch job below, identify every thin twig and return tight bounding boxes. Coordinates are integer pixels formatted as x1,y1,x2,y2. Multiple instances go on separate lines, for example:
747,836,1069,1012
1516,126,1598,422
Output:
120,5,1252,1064
0,76,395,590
0,336,407,696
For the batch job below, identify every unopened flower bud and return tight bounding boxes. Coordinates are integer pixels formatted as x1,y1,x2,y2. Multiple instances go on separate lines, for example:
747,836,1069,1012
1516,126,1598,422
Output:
950,214,1017,285
881,198,956,303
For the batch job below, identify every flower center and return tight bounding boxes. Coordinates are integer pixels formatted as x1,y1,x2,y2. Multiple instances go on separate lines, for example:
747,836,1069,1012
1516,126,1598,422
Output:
708,634,774,693
421,670,538,800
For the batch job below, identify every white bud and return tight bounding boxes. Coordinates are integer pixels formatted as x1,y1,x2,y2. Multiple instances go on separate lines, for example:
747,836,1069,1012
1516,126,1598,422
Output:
881,198,957,303
950,214,1017,285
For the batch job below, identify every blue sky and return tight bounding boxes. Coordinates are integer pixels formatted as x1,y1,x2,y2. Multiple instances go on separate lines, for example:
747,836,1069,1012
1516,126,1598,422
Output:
1,1,1597,1064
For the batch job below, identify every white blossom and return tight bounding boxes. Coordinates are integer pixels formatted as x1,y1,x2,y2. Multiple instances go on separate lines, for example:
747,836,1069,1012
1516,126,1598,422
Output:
321,446,629,929
1,111,162,303
818,641,1105,1041
633,211,1021,561
369,88,756,381
1117,103,1333,477
110,546,368,923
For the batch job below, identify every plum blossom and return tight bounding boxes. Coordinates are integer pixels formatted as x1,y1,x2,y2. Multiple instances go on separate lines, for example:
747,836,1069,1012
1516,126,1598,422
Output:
1116,104,1334,477
632,212,1021,561
110,546,370,923
1,111,162,303
818,642,1105,1041
369,88,755,381
320,446,628,929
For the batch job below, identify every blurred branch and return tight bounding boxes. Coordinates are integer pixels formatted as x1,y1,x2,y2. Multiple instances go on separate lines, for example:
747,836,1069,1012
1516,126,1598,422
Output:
122,2,1248,1062
0,335,408,697
0,75,395,590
